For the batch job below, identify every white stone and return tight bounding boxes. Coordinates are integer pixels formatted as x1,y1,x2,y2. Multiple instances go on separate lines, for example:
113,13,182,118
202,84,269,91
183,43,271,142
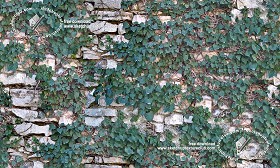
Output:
33,161,44,168
85,2,94,11
38,54,55,71
9,108,38,120
88,21,118,34
273,73,280,86
0,73,36,86
102,157,128,164
267,85,279,99
96,11,133,21
153,114,164,122
159,80,167,88
10,89,39,107
39,137,55,145
237,160,263,168
153,123,164,132
237,143,262,160
83,50,101,59
91,0,122,9
59,111,74,125
85,117,104,127
165,113,183,125
195,95,212,112
132,15,147,23
113,35,129,43
118,23,126,35
184,115,193,123
106,59,117,69
3,39,10,46
237,0,263,9
231,9,242,22
14,123,51,136
158,16,171,23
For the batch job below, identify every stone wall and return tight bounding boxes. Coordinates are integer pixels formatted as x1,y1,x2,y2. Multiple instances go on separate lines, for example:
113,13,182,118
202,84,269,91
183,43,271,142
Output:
0,0,279,168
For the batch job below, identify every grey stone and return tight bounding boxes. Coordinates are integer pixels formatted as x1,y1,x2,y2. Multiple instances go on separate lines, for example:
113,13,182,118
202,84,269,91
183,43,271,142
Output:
38,54,55,71
132,15,147,23
106,59,117,69
10,89,39,107
231,9,242,22
85,165,122,168
83,50,101,59
14,123,51,136
85,117,104,127
273,73,280,86
237,160,263,168
153,114,164,123
237,0,263,9
90,0,122,9
88,21,118,34
118,23,125,34
184,115,193,123
85,108,117,117
85,2,94,11
195,95,212,112
0,72,36,86
59,111,74,125
153,123,164,133
267,85,278,99
95,11,133,21
9,108,38,120
165,113,183,125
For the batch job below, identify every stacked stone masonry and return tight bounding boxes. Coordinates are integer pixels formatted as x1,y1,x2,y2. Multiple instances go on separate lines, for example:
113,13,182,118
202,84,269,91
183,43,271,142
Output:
0,0,278,168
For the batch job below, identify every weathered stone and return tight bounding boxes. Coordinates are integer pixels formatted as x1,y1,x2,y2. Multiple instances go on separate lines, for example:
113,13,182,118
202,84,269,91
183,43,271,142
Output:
241,112,254,119
85,2,94,11
118,23,126,35
195,95,212,112
85,164,122,168
90,0,122,9
237,160,263,168
82,157,94,164
237,0,263,9
39,137,55,145
240,119,251,126
158,16,171,23
33,161,44,168
237,143,262,160
9,108,38,120
0,72,36,86
38,54,55,71
113,35,129,43
96,11,133,21
101,157,128,164
106,59,117,69
62,59,81,69
184,115,193,123
228,159,237,167
88,21,118,34
132,15,147,23
14,123,51,136
153,123,164,132
153,114,164,122
165,113,183,125
10,89,39,107
85,117,104,127
267,85,278,99
83,50,101,59
213,109,221,117
59,111,74,125
273,73,280,86
231,9,242,22
85,108,117,117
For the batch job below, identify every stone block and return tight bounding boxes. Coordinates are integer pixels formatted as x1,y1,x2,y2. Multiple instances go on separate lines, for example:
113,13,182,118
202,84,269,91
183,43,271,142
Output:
88,21,118,34
10,89,39,107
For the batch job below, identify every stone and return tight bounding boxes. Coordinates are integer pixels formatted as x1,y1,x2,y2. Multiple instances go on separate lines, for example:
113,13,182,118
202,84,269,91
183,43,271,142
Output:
158,16,171,23
237,160,263,168
237,143,262,160
8,136,24,146
91,0,122,9
228,159,237,167
165,113,183,125
184,115,193,123
153,123,164,133
106,59,117,69
0,72,36,86
268,85,279,98
39,137,55,145
195,95,212,112
38,54,55,71
102,157,128,164
85,2,94,11
88,21,118,34
237,0,263,9
113,35,129,43
33,161,44,168
159,80,167,88
96,11,133,21
118,23,125,34
10,89,39,107
85,165,122,168
83,50,101,59
213,109,221,117
241,112,254,119
82,157,94,164
132,15,147,23
9,108,38,120
240,119,251,126
59,111,74,125
85,108,117,117
85,117,104,127
273,73,280,86
153,114,164,122
231,9,242,22
14,123,51,136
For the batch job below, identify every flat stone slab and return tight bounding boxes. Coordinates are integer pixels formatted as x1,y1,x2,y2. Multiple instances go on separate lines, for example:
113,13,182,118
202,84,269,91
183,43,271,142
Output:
85,108,117,117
